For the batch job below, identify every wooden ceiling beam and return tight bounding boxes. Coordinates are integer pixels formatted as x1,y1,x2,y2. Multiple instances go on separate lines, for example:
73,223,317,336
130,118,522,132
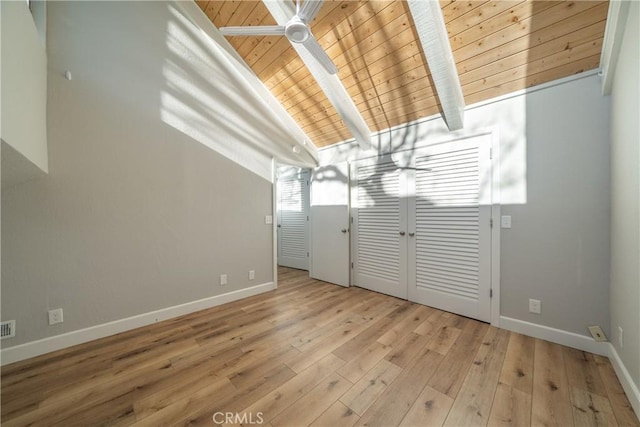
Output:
408,0,465,130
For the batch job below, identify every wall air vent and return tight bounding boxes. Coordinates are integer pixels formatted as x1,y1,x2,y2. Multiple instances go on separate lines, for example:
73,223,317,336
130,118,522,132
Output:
1,320,16,339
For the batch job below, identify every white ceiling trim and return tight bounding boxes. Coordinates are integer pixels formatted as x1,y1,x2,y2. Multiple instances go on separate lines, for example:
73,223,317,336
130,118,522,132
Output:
262,0,372,150
407,0,465,131
599,0,631,95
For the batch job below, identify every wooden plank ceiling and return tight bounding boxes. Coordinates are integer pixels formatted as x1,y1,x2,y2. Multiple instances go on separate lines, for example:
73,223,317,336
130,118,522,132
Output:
196,0,609,148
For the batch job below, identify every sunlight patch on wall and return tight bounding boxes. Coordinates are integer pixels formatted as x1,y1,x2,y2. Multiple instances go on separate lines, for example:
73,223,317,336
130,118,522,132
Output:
160,3,316,181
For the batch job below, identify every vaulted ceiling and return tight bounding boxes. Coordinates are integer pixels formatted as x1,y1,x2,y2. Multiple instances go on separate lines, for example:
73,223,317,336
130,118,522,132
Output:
196,0,609,148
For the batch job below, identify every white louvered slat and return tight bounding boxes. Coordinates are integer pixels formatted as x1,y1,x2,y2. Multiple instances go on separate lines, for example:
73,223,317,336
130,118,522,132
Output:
278,171,309,269
415,146,482,302
357,161,400,283
353,159,406,298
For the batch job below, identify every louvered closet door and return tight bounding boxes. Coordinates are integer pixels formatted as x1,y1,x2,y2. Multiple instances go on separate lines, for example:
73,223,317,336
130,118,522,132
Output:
277,171,309,270
352,158,408,299
408,136,492,322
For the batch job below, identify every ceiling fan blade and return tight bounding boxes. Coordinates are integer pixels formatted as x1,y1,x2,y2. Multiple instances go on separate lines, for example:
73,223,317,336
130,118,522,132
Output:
219,25,285,36
262,0,371,149
301,35,338,75
298,0,324,22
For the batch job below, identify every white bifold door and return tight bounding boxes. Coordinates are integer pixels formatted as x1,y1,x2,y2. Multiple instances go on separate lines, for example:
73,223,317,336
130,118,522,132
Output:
352,135,492,322
277,170,310,270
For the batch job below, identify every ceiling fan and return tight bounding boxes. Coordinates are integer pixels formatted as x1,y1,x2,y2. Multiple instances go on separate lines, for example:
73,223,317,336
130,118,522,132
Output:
219,0,337,75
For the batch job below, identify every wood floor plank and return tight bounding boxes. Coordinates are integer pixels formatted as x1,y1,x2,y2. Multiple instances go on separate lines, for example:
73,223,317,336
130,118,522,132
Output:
399,385,454,427
238,353,345,425
593,355,640,426
385,331,435,369
413,310,447,336
355,348,444,427
377,305,433,348
178,363,297,426
130,376,238,426
531,339,574,427
332,315,396,361
427,319,489,398
285,321,367,374
341,359,403,416
310,401,360,427
443,327,510,426
488,332,535,427
564,346,608,397
4,359,174,426
425,324,462,356
337,341,394,384
571,387,619,427
271,373,352,427
488,383,532,427
1,267,635,427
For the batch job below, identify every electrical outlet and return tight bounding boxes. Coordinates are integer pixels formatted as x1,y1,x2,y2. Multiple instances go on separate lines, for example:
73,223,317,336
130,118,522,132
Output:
265,215,273,224
529,299,541,314
618,326,624,348
249,270,255,280
48,308,64,325
220,274,228,286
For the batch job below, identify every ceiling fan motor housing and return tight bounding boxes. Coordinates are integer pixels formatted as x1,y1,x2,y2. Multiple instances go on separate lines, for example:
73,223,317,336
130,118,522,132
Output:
285,16,310,43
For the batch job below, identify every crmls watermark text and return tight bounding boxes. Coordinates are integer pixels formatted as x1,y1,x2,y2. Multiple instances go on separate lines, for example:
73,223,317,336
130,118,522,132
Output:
212,412,264,425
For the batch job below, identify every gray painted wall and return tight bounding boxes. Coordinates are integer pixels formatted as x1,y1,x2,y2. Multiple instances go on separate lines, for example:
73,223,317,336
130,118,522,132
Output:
501,76,611,335
1,1,275,347
610,1,640,391
319,74,611,338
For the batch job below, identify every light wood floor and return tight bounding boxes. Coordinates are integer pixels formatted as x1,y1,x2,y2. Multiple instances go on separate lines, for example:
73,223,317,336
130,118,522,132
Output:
1,267,638,426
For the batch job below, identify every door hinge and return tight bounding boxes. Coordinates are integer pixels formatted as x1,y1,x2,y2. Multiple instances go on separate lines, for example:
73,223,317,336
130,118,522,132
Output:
307,252,309,257
489,148,493,159
307,216,309,221
490,218,493,228
351,262,354,269
490,289,493,298
351,216,354,224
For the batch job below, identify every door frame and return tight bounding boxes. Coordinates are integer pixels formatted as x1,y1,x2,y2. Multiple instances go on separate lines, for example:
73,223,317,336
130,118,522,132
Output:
347,128,502,327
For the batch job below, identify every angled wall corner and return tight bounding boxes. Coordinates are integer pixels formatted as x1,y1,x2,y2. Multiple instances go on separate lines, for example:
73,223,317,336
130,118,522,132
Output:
1,0,48,189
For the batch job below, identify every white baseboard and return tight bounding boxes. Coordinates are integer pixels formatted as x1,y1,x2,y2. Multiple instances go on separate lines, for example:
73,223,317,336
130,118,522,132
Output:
608,343,640,419
499,316,609,356
0,282,273,366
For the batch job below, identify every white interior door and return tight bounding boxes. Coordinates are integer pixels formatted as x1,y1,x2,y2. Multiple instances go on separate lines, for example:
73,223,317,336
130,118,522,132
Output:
309,163,350,287
277,170,309,270
352,157,408,299
408,136,492,322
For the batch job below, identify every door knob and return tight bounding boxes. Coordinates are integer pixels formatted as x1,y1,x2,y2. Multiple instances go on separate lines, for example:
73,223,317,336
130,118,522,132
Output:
341,229,348,233
408,232,415,237
399,231,406,236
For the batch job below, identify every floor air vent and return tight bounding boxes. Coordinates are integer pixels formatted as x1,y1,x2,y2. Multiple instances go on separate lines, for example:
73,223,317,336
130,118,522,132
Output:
1,320,16,339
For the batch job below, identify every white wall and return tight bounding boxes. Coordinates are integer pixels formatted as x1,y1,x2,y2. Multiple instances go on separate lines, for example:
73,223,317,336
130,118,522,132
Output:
1,1,279,349
610,0,640,394
0,0,48,175
320,73,611,339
